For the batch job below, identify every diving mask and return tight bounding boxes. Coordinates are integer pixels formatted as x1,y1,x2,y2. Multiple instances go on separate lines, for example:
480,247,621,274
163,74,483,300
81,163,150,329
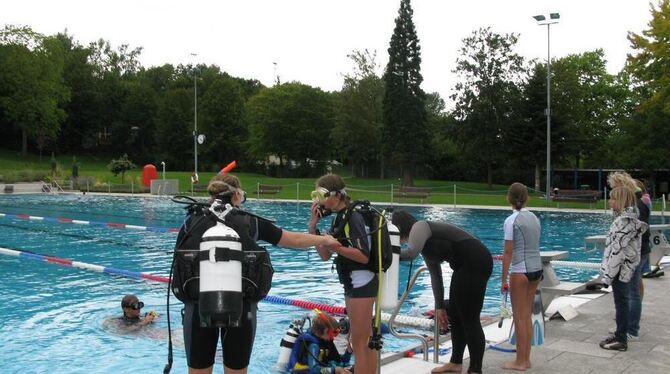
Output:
124,301,144,310
310,187,344,202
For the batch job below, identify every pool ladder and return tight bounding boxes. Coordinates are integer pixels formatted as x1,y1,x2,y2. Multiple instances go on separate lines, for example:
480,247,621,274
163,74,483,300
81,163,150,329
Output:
378,266,442,372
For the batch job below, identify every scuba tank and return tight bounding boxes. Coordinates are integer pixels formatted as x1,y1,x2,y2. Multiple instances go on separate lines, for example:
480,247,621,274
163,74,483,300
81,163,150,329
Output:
380,222,401,311
198,201,245,328
275,317,308,371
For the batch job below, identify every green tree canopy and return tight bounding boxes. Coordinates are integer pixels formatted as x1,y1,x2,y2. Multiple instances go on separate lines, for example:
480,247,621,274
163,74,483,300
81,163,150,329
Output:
451,27,526,188
334,49,384,177
246,83,335,176
0,25,70,156
382,0,427,185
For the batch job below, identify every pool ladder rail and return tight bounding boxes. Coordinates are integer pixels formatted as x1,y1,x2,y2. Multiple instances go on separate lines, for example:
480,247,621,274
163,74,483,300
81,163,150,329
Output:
379,266,442,372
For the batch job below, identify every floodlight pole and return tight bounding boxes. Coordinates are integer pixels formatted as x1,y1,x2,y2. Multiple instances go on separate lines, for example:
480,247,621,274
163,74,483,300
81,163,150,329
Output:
534,14,559,203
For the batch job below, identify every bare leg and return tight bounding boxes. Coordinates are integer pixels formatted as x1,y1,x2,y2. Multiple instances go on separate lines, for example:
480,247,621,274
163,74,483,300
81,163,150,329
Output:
224,367,247,374
189,366,213,374
346,296,376,374
502,274,532,371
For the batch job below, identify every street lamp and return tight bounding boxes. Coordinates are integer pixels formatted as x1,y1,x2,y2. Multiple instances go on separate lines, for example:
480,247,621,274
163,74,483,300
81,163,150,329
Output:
190,53,199,194
534,12,560,203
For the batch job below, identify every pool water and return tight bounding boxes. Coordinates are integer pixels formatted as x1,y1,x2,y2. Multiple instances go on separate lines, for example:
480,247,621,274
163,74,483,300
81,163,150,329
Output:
0,194,654,373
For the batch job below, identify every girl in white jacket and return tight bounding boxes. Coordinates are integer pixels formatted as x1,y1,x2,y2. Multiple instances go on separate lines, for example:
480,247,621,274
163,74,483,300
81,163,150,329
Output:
599,186,647,351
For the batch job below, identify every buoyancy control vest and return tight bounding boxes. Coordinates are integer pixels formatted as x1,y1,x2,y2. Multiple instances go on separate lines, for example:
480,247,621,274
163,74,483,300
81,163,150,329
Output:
288,331,342,373
171,203,274,306
330,200,393,274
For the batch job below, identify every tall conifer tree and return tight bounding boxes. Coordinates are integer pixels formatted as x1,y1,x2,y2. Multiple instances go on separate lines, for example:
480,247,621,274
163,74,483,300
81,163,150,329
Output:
382,0,427,185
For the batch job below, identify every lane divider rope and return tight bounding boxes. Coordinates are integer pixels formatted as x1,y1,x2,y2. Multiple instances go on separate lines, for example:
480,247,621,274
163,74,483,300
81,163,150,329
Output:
0,246,434,327
0,212,179,233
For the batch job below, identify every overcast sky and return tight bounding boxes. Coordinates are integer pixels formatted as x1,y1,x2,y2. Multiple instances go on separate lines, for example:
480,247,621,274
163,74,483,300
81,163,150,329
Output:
2,0,654,106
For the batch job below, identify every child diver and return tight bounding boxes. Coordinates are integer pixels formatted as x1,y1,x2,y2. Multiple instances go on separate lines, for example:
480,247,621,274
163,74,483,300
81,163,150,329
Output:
287,310,352,374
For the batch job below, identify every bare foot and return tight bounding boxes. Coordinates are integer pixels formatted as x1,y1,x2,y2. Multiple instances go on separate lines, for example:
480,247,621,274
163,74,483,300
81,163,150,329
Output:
502,361,527,371
431,363,463,373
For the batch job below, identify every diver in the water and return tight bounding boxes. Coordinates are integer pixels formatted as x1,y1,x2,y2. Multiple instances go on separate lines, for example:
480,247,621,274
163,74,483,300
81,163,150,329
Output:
114,294,157,332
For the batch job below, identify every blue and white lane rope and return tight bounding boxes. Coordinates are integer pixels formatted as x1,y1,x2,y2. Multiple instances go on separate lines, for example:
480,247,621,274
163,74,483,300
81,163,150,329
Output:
0,212,180,233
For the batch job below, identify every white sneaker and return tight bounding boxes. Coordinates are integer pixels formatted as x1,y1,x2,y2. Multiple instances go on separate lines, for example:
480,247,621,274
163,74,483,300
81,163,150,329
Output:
627,333,639,341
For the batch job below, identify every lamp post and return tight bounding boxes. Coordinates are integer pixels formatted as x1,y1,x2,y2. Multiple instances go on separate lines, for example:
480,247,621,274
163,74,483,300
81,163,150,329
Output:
533,12,560,203
190,53,198,195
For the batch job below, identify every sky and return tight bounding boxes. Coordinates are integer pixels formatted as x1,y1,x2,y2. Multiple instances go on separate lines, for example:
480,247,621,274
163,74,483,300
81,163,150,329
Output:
1,0,655,107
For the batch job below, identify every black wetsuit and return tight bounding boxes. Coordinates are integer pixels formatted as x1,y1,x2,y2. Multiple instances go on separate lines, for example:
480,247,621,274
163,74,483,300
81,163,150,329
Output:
183,216,282,370
404,221,493,374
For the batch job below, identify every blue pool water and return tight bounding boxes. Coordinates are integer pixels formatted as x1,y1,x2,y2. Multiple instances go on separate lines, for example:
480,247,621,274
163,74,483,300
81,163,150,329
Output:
0,194,656,373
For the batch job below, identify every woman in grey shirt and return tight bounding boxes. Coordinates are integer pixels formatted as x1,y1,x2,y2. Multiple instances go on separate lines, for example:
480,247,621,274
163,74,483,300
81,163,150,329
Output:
392,210,492,374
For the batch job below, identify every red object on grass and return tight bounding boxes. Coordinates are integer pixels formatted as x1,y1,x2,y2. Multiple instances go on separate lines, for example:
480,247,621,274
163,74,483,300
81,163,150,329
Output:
142,164,158,187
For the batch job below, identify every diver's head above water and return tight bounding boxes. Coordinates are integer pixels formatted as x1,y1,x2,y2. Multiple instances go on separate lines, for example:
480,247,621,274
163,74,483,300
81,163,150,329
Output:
121,294,144,320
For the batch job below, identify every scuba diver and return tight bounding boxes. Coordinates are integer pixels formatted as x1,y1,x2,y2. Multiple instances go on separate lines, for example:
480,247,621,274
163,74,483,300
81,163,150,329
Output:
102,294,158,334
176,173,340,374
287,310,352,374
308,174,378,374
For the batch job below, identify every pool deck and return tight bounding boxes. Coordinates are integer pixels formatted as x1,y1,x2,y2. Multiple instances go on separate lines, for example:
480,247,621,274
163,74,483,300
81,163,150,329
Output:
383,266,670,373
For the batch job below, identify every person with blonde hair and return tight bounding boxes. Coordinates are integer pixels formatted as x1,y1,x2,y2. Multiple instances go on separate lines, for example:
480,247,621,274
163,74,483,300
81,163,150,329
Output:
607,173,651,341
599,186,647,351
501,183,542,371
181,173,340,374
607,171,637,192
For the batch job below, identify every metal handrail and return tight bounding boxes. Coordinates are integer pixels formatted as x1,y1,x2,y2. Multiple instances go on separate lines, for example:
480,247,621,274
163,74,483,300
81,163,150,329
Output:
386,265,432,362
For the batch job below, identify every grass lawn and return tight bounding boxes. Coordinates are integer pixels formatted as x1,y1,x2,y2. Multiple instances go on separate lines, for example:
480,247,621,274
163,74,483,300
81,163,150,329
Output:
0,149,623,210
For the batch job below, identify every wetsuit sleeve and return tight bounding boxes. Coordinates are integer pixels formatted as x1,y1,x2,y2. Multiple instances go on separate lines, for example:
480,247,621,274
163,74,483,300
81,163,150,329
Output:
305,341,334,374
347,212,370,257
426,257,447,309
256,219,283,245
402,221,431,260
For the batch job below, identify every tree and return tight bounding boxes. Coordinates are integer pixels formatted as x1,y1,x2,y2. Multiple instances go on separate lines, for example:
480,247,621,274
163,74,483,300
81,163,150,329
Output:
108,153,136,183
199,74,247,171
451,27,526,188
382,0,427,186
334,49,385,177
155,88,193,170
620,0,670,179
0,26,70,155
53,32,98,153
423,92,461,179
246,83,335,176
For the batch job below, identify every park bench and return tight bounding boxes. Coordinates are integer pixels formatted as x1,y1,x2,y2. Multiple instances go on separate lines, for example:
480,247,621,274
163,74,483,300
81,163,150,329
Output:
551,189,600,203
394,186,432,202
552,189,601,201
539,251,588,313
257,183,282,198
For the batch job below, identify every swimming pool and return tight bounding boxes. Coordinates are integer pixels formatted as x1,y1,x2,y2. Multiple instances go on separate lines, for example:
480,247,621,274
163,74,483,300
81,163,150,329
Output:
0,194,647,373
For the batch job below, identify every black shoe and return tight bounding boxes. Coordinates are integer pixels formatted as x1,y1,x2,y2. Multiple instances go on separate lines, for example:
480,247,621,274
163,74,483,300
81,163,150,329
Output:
599,335,627,351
